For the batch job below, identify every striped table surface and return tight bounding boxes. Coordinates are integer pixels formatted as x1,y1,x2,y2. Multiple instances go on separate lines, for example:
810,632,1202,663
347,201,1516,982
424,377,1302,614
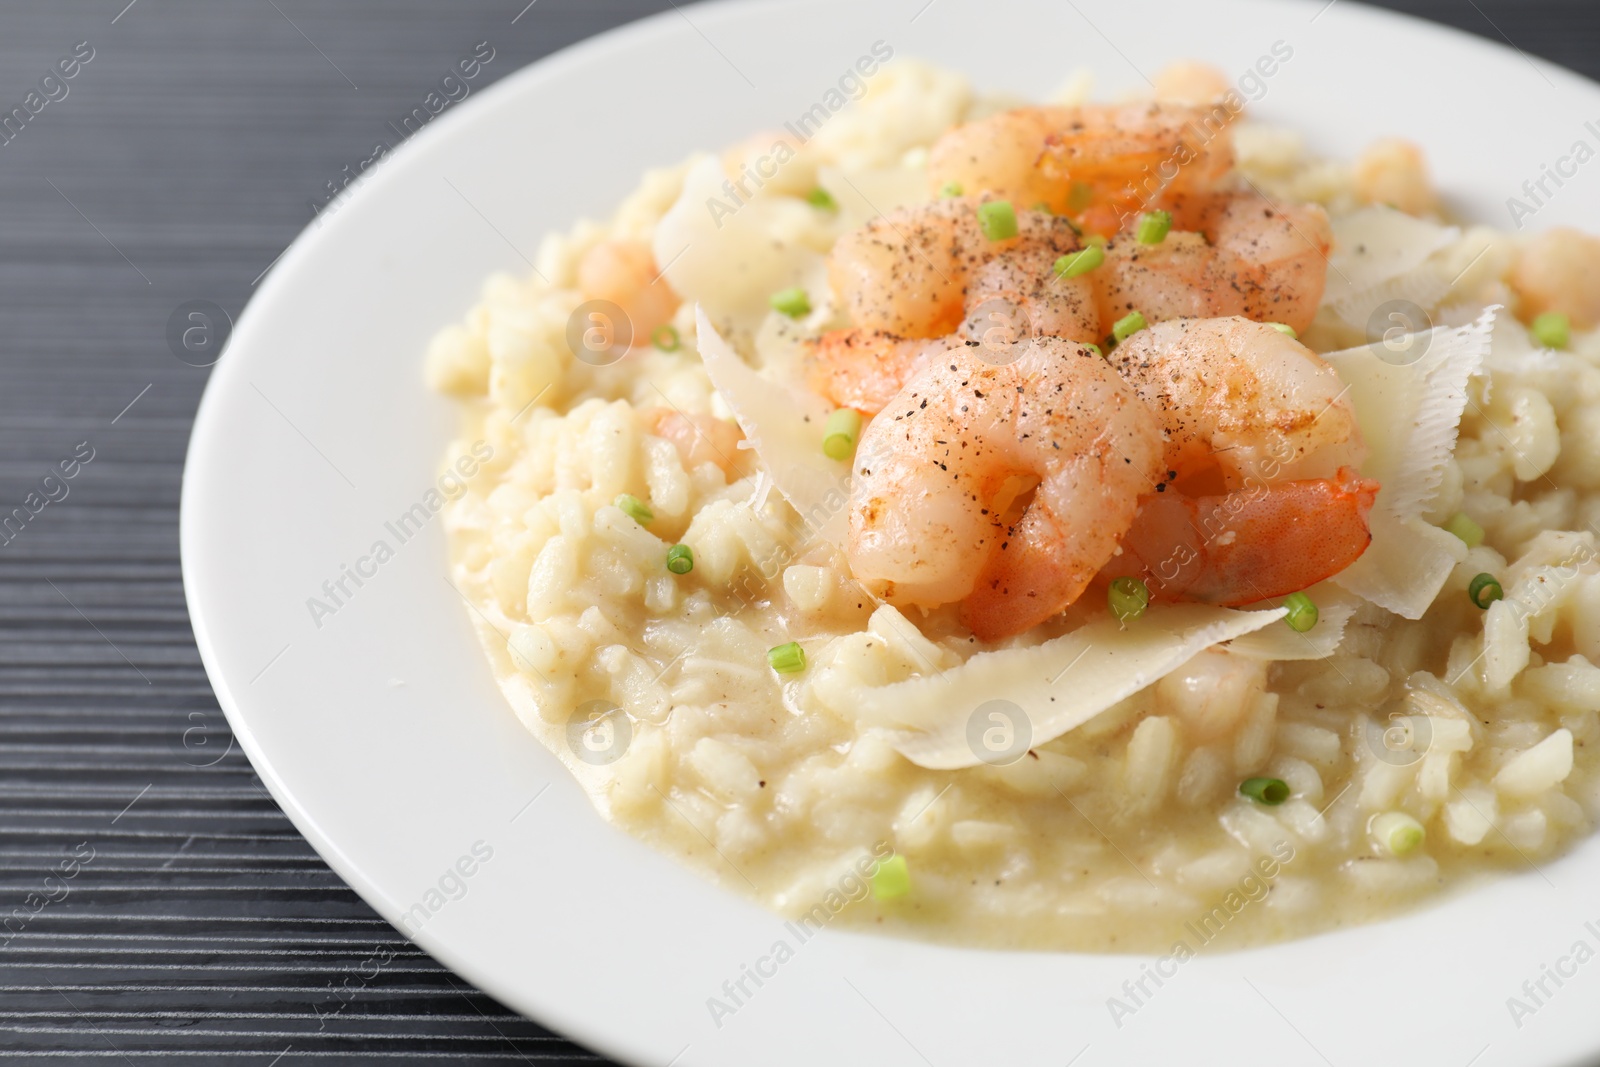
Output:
0,0,1592,1062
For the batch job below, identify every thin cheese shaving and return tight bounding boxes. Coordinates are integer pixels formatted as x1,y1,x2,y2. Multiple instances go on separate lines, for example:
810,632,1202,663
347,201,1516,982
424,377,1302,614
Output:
696,307,849,542
1324,206,1459,326
1228,591,1356,661
854,604,1286,770
654,157,820,325
1325,308,1495,617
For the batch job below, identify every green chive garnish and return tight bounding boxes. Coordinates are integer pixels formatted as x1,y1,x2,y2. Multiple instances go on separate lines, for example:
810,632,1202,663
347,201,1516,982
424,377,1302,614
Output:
1053,245,1104,279
651,323,681,351
666,543,694,575
1283,591,1318,632
870,854,910,901
1371,811,1425,856
977,200,1018,241
1468,572,1503,609
1135,209,1172,244
1268,322,1298,339
1031,201,1052,215
1531,311,1570,350
1067,181,1093,212
939,181,964,198
1443,512,1484,548
767,641,806,674
1112,310,1147,343
1108,576,1149,623
1240,777,1290,805
614,493,653,525
806,187,837,211
770,287,811,318
1083,342,1102,357
822,408,862,461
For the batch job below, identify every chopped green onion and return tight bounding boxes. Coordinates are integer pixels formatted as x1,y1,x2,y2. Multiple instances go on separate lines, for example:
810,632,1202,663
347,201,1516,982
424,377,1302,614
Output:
1443,511,1484,548
822,408,862,461
614,494,653,525
1267,322,1298,339
871,853,910,901
1135,209,1172,244
1053,245,1105,279
1531,311,1570,350
939,181,964,198
770,287,811,318
1283,591,1319,632
651,323,681,351
666,543,694,575
977,200,1018,241
1068,181,1093,212
1239,777,1290,805
1084,233,1109,247
767,641,806,674
1112,310,1148,343
1371,811,1425,856
1468,572,1503,609
805,187,837,211
1031,201,1052,215
1108,576,1149,623
1082,342,1102,357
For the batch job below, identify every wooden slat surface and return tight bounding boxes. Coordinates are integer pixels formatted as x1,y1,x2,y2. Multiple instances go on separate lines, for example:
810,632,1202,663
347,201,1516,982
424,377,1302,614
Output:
0,0,1592,1062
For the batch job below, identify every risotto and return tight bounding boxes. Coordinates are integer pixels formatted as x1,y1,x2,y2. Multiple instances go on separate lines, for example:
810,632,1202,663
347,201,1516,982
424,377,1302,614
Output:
429,56,1600,953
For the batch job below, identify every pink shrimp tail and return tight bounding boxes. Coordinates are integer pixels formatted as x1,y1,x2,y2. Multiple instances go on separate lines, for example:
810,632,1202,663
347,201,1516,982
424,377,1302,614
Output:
1118,467,1379,606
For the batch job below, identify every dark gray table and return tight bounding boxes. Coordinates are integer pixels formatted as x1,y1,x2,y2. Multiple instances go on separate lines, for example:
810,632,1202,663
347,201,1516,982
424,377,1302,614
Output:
0,1,1594,1062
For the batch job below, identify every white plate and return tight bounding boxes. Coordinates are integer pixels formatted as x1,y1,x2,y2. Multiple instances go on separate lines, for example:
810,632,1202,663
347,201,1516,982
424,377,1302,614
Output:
182,2,1600,1064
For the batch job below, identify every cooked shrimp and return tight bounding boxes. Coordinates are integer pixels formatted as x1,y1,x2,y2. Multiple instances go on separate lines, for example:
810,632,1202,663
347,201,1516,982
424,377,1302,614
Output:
1098,191,1333,334
1105,317,1364,484
847,337,1162,641
644,408,743,475
819,179,1332,413
1511,228,1600,329
806,331,944,416
1152,61,1233,107
1116,470,1378,604
1102,317,1377,603
965,244,1100,347
811,239,1101,414
817,199,1094,412
577,238,680,342
926,103,1235,236
816,191,1332,411
826,197,976,338
1353,137,1436,217
826,198,1085,338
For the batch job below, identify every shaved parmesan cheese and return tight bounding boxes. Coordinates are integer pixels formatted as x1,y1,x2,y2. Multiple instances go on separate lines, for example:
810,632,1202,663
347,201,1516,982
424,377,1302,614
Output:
1336,510,1466,620
1482,305,1565,389
1228,592,1356,661
853,604,1286,770
696,307,849,541
654,157,821,325
1324,206,1459,327
1324,308,1495,617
